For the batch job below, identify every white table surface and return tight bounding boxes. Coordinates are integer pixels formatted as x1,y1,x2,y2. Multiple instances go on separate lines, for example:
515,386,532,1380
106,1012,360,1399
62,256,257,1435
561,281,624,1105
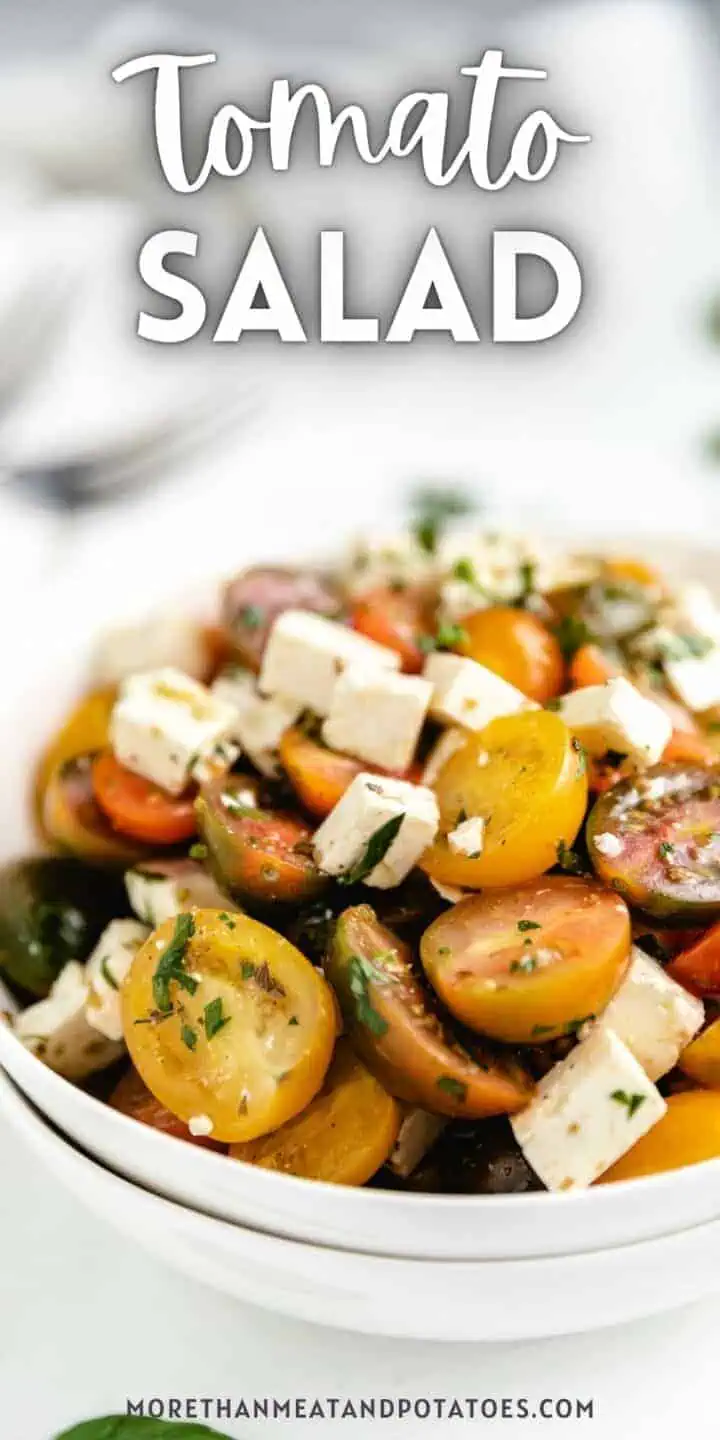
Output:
1,2,720,1434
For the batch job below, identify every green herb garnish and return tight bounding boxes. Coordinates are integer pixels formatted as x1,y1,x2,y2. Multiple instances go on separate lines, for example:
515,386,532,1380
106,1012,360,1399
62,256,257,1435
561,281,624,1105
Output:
240,603,265,630
436,1075,468,1102
517,919,541,933
203,996,230,1041
188,843,208,862
556,839,585,875
338,814,405,886
658,841,674,859
553,615,594,660
100,957,119,991
419,622,469,654
410,484,475,556
240,960,256,981
347,954,389,1036
152,913,197,1013
611,1089,646,1119
181,1024,198,1051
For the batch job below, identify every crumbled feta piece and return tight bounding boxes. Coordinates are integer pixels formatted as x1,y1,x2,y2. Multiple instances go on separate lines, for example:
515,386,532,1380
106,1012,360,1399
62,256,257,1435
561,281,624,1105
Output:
662,583,720,644
188,1113,214,1137
424,652,533,731
602,946,704,1082
437,531,540,604
313,773,439,889
126,860,234,929
447,815,485,857
110,667,239,796
557,676,671,766
322,667,432,773
421,728,466,786
511,1026,666,1191
15,962,123,1080
212,666,301,776
593,831,624,859
259,610,400,716
388,1109,447,1178
85,919,150,1043
664,646,720,713
91,612,208,687
429,877,469,904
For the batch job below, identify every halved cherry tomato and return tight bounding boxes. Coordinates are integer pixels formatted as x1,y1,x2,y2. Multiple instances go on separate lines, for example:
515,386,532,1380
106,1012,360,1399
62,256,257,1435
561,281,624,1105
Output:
196,774,326,905
325,905,533,1116
421,876,631,1044
422,711,588,890
280,727,368,818
599,1091,720,1183
92,753,197,846
34,687,116,832
587,764,720,920
42,753,149,867
123,908,337,1144
679,1017,720,1088
350,585,433,674
568,643,621,690
230,1040,401,1184
662,730,717,766
222,566,342,671
460,607,564,703
667,922,720,996
109,1066,226,1151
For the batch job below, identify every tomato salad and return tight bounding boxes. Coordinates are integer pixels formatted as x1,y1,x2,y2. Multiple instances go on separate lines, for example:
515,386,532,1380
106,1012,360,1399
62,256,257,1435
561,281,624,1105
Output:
7,523,720,1194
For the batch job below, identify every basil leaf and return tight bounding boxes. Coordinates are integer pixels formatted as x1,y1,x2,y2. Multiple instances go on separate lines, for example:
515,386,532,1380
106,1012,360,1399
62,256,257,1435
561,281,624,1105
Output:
55,1419,231,1439
338,814,404,887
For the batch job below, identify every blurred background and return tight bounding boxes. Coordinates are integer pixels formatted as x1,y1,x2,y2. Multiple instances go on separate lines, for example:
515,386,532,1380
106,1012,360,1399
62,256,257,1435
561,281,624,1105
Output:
0,0,718,687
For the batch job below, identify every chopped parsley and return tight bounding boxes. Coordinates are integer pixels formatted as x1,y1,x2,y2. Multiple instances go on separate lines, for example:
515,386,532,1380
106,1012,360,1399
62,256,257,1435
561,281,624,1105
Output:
418,621,469,654
553,615,594,660
181,1024,198,1051
240,603,265,630
219,912,236,929
531,1023,555,1037
100,957,119,991
556,839,585,875
658,841,674,859
240,960,256,981
346,954,388,1036
338,814,405,886
452,557,476,584
436,1075,468,1102
510,955,538,974
437,945,451,956
203,996,230,1040
517,919,541,933
189,843,208,862
152,913,197,1013
611,1089,646,1119
409,484,475,556
288,1015,299,1026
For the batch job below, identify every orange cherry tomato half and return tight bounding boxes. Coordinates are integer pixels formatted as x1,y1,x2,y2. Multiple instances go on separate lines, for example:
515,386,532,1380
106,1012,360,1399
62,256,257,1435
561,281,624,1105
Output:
460,607,565,703
280,727,368,818
109,1066,226,1151
421,876,631,1044
422,710,588,891
667,921,720,997
599,1091,720,1183
568,643,621,690
34,687,116,833
662,730,717,767
351,585,433,674
92,752,198,846
679,1016,720,1088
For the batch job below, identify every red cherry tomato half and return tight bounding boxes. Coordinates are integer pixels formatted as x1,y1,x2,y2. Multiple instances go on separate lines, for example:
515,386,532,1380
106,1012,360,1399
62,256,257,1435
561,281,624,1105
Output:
351,586,433,674
92,753,198,846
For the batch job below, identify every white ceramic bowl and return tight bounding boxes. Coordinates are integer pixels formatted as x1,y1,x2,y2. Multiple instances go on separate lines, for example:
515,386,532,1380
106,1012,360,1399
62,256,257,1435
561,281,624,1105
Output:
4,1063,720,1342
2,543,720,1266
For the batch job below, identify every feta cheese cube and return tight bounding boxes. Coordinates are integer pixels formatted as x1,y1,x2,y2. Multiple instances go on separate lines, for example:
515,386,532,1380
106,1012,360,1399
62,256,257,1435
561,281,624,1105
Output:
424,652,533,731
448,815,485,857
602,946,704,1082
15,962,123,1080
421,727,467,785
313,773,439,889
110,667,239,796
558,676,671,766
388,1109,447,1178
212,666,301,776
85,919,150,1043
511,1026,666,1191
664,646,720,712
259,610,400,716
126,860,234,929
91,612,208,687
322,668,432,773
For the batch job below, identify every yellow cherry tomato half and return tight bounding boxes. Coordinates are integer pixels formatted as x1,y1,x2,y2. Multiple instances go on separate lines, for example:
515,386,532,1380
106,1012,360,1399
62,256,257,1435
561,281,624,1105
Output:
123,908,336,1144
679,1016,720,1088
230,1041,401,1185
422,711,588,890
34,687,116,833
599,1091,720,1183
460,607,565,704
421,876,631,1044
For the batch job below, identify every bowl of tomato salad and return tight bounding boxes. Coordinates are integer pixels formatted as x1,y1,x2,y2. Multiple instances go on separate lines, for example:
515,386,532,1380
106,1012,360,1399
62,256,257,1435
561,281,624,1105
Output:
3,516,720,1264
